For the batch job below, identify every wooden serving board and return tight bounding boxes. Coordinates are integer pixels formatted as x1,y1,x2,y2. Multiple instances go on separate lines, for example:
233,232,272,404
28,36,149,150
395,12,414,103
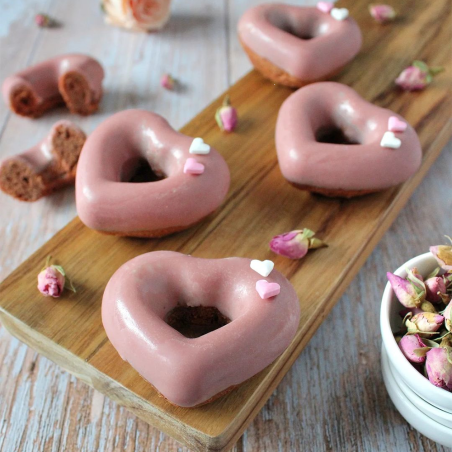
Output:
0,1,451,450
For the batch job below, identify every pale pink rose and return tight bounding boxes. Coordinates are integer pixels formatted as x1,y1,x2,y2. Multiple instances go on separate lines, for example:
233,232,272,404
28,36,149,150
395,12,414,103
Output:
37,266,65,298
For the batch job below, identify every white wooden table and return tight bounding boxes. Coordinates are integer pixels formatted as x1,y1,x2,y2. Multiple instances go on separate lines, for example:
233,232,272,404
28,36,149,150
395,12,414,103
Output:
0,1,450,450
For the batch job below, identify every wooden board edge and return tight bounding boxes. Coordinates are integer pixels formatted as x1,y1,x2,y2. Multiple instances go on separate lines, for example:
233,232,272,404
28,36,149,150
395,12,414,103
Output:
0,307,228,452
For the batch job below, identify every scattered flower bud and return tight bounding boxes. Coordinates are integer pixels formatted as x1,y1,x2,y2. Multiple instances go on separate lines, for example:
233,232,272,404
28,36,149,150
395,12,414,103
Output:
35,13,59,28
399,334,427,363
425,347,452,391
160,73,175,90
430,242,452,272
215,95,238,133
425,276,448,303
369,4,396,23
269,228,327,259
406,312,444,334
387,272,422,308
38,266,65,297
37,257,75,298
395,61,444,91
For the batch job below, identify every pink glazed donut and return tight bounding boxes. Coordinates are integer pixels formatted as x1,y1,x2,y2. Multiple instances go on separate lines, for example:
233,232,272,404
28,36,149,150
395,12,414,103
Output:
102,251,300,407
76,110,230,237
275,82,423,197
2,54,104,118
238,3,362,87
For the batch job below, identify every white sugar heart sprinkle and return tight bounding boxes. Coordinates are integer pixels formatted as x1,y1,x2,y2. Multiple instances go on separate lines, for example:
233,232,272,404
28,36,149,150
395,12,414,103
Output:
189,137,210,155
380,131,401,149
250,259,275,277
331,7,349,21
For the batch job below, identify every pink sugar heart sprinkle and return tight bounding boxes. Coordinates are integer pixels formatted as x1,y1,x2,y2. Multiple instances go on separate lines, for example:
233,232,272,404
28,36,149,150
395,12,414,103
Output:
256,280,281,300
388,116,407,133
317,2,334,13
183,158,205,175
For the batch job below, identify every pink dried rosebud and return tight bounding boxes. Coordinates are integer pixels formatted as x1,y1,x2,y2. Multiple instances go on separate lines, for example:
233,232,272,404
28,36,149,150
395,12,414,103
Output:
399,334,427,363
425,347,452,391
160,73,175,90
215,96,238,132
430,242,452,272
369,4,396,23
35,13,56,28
37,257,75,298
387,272,422,308
425,276,448,303
37,266,65,298
270,228,326,259
395,61,444,91
406,312,444,334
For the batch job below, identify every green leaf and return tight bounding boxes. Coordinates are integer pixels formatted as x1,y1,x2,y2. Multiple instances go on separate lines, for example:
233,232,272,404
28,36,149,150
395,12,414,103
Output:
413,60,429,72
52,265,66,277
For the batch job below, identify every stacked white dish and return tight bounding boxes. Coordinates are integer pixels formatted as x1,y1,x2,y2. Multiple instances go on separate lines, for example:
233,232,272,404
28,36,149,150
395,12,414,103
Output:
380,252,452,448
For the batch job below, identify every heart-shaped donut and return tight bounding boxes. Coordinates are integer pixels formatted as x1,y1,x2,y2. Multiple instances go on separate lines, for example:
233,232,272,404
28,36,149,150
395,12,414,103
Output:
102,251,300,407
76,110,230,237
2,54,104,118
275,82,422,197
238,4,362,87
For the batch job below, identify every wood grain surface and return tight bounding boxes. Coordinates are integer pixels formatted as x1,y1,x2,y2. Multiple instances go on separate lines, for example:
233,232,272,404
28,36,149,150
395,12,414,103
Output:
0,0,451,451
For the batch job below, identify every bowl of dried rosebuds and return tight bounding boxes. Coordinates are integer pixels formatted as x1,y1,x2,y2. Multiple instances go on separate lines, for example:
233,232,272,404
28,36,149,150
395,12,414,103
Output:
380,242,452,415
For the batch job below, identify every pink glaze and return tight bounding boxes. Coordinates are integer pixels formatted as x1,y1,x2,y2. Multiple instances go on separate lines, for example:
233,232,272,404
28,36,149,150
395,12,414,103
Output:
238,4,362,82
76,110,230,235
102,251,300,407
0,120,83,173
275,82,423,192
2,54,104,107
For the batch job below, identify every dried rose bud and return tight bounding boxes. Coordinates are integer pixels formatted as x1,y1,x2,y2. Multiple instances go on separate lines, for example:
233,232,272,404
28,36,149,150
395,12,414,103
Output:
35,13,57,28
369,4,396,23
37,266,65,297
215,95,238,133
37,257,75,298
399,334,427,363
387,272,423,308
161,73,175,90
425,276,448,303
269,228,326,259
395,61,444,91
430,243,452,272
425,347,452,391
406,312,444,334
420,300,437,313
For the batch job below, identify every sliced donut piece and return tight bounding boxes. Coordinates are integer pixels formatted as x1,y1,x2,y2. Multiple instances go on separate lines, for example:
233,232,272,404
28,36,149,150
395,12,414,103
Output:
102,251,300,407
0,121,86,202
275,82,422,197
76,110,231,237
2,54,104,118
238,4,362,87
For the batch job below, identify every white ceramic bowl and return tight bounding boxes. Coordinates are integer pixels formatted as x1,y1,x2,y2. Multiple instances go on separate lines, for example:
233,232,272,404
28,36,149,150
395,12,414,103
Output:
380,252,452,413
381,345,452,448
385,350,452,429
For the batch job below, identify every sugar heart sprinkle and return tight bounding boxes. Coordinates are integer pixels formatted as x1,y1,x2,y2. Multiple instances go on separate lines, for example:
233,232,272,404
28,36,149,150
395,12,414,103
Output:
388,116,407,133
330,7,349,21
189,137,210,155
316,2,334,14
380,131,401,149
256,280,281,300
250,259,274,277
184,158,205,175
